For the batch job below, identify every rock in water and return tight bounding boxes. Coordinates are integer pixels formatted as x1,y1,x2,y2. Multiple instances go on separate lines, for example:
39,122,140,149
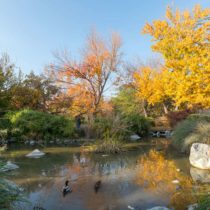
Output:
127,205,135,210
26,149,45,158
147,207,170,210
187,203,198,210
171,179,180,184
0,161,19,172
130,134,141,141
189,143,210,169
190,167,210,183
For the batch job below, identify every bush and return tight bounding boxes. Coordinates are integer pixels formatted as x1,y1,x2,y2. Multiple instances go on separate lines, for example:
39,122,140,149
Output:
6,109,74,142
0,118,11,141
125,114,152,136
94,113,152,140
0,163,27,209
188,114,210,122
171,114,210,153
166,109,193,128
93,115,130,140
0,118,11,130
197,195,210,210
0,179,26,209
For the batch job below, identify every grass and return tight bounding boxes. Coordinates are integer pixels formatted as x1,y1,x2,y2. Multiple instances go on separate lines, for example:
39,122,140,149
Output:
171,114,210,153
94,139,123,154
0,164,28,210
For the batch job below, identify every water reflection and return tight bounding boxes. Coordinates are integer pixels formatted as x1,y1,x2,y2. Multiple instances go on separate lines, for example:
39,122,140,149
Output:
135,150,197,210
1,147,209,210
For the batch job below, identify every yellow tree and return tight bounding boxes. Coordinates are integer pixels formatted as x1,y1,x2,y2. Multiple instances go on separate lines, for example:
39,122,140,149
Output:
133,66,171,114
143,5,210,109
133,66,155,116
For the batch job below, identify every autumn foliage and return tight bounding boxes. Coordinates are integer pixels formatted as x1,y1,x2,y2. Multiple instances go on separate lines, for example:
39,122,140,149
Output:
133,5,210,114
50,31,121,117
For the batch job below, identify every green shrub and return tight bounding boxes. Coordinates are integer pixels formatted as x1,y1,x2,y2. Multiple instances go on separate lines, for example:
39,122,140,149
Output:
0,118,11,130
0,179,26,210
188,114,210,122
166,109,193,127
94,115,130,140
197,195,210,210
6,109,74,142
125,114,152,136
171,114,210,153
0,163,27,210
94,113,152,140
0,118,11,141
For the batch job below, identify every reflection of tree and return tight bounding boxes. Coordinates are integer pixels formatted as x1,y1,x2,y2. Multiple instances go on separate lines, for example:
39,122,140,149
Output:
136,150,197,210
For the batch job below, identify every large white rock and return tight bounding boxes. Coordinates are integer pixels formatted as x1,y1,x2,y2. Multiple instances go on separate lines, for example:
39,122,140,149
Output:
147,207,170,210
0,161,19,172
26,149,45,158
130,134,141,141
190,167,210,183
189,143,210,169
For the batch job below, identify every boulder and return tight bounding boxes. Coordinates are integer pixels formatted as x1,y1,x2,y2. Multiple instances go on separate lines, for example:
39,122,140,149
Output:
190,167,210,183
130,134,141,141
56,139,61,144
71,174,78,181
29,140,36,145
64,139,69,144
187,203,198,210
189,143,210,169
0,161,19,172
147,207,170,210
80,157,86,164
171,179,180,184
26,149,45,158
127,205,135,210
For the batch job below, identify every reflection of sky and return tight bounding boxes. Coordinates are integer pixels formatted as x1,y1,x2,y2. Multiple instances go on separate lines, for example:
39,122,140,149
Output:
3,147,209,210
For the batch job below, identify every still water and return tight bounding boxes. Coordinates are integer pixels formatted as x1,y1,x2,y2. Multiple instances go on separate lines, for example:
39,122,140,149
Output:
1,145,209,210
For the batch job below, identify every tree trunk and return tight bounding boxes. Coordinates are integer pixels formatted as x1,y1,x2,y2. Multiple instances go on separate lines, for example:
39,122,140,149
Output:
163,103,168,114
86,115,92,139
142,100,148,117
143,106,148,117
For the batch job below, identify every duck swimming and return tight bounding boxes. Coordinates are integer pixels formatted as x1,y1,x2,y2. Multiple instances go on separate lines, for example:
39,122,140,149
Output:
94,180,101,193
62,180,72,196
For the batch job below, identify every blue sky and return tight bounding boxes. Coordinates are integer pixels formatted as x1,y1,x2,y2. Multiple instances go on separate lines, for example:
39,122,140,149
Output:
0,0,209,74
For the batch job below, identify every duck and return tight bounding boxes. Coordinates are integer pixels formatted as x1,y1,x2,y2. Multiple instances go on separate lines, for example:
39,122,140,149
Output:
94,180,101,193
62,180,72,196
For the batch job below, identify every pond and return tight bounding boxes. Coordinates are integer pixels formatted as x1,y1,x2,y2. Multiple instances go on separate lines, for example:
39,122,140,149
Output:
1,144,209,210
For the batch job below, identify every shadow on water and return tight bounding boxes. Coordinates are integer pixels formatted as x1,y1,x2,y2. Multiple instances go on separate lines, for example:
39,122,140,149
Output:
1,145,209,210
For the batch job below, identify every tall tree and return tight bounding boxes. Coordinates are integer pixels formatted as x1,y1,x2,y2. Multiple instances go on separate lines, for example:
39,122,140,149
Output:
132,66,155,117
50,31,122,118
142,5,210,109
10,72,59,111
112,85,144,116
0,53,16,113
